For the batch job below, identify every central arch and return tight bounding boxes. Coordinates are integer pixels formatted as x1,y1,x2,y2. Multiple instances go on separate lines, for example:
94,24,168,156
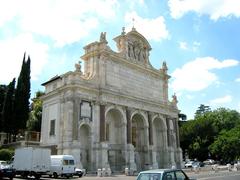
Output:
105,108,126,172
131,113,148,171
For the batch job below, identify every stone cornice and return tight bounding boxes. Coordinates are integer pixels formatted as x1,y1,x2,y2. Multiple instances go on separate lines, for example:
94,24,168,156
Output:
81,47,171,80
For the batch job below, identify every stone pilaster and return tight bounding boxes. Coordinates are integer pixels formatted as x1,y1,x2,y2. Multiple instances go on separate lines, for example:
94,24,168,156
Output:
126,107,132,144
100,104,106,142
126,144,137,174
72,98,80,140
148,112,153,146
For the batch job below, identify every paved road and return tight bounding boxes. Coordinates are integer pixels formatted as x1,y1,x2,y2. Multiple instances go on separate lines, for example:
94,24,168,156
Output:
12,171,240,180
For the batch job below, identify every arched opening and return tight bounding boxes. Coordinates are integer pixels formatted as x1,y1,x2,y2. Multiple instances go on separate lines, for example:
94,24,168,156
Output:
106,108,125,172
132,113,148,171
153,118,166,168
79,124,91,171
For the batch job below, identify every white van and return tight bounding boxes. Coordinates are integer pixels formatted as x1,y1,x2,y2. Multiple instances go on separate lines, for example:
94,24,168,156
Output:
50,155,76,178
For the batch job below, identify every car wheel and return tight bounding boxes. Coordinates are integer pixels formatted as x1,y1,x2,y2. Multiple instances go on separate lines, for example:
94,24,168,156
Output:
53,172,58,179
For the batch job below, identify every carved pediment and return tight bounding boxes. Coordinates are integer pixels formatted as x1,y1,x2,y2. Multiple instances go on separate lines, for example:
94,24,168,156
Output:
114,28,152,66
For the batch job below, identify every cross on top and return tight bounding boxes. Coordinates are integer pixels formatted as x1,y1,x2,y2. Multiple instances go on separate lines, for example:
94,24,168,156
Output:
132,18,136,31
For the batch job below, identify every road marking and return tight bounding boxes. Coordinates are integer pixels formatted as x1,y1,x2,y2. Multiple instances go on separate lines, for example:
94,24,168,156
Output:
198,173,240,179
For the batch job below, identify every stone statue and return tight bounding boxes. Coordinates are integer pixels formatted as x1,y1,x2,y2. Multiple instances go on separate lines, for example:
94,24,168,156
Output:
134,42,141,61
100,32,107,42
75,61,82,74
172,93,178,105
139,43,146,62
128,42,135,59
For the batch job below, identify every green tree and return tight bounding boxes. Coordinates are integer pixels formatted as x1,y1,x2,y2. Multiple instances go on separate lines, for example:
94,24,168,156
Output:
209,126,240,163
27,91,44,132
0,148,14,161
195,104,211,117
180,107,240,161
2,79,16,142
14,53,31,134
180,113,216,161
0,85,7,131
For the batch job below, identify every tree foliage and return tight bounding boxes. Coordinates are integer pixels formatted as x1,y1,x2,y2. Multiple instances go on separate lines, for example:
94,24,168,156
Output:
1,53,31,143
27,91,44,132
2,79,16,141
195,104,211,117
0,148,14,161
180,106,240,162
14,54,31,133
209,126,240,163
0,85,7,131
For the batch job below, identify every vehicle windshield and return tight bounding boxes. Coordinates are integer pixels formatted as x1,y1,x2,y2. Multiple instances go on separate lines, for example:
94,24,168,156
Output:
0,161,7,165
137,173,161,180
69,159,75,165
63,159,75,165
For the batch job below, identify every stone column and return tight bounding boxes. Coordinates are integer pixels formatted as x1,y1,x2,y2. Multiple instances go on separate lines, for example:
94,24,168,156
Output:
165,116,172,168
166,117,176,168
148,112,153,146
100,104,106,142
92,102,100,171
72,98,80,141
97,103,110,171
148,112,155,169
173,118,183,168
64,99,74,153
58,99,65,154
126,108,132,144
174,118,180,148
125,107,136,174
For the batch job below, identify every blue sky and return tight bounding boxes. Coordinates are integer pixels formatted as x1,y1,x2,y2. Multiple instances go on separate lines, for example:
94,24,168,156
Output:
0,0,239,119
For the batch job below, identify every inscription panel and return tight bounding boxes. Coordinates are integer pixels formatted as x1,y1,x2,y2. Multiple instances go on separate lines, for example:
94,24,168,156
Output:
106,60,163,102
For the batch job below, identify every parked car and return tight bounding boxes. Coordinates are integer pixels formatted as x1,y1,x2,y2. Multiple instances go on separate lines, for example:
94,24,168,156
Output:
74,168,84,177
0,161,15,180
136,169,196,180
203,159,215,165
192,161,204,167
185,160,195,168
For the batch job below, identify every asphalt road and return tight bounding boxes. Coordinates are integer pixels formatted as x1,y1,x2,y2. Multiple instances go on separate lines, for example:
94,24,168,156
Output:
11,171,240,180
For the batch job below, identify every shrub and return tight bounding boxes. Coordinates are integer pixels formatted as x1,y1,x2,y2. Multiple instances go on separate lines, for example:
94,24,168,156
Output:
0,148,14,161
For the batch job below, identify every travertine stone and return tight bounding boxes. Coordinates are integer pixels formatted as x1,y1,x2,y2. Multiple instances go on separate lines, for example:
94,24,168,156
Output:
40,28,182,172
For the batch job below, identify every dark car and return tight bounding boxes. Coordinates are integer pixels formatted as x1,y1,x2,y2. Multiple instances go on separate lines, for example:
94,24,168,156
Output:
0,161,15,180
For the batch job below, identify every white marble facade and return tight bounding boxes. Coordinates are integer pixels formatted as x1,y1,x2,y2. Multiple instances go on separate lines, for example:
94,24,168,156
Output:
40,28,182,173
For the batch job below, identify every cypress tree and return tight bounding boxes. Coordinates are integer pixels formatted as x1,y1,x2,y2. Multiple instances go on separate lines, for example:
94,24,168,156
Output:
14,53,31,134
0,85,7,131
2,78,16,142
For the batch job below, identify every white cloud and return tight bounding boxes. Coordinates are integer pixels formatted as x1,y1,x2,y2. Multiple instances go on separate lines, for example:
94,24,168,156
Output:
124,11,169,41
168,0,240,20
236,77,240,82
186,94,194,100
0,33,49,83
209,95,232,105
170,57,239,92
179,41,200,51
0,0,119,47
179,41,188,50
